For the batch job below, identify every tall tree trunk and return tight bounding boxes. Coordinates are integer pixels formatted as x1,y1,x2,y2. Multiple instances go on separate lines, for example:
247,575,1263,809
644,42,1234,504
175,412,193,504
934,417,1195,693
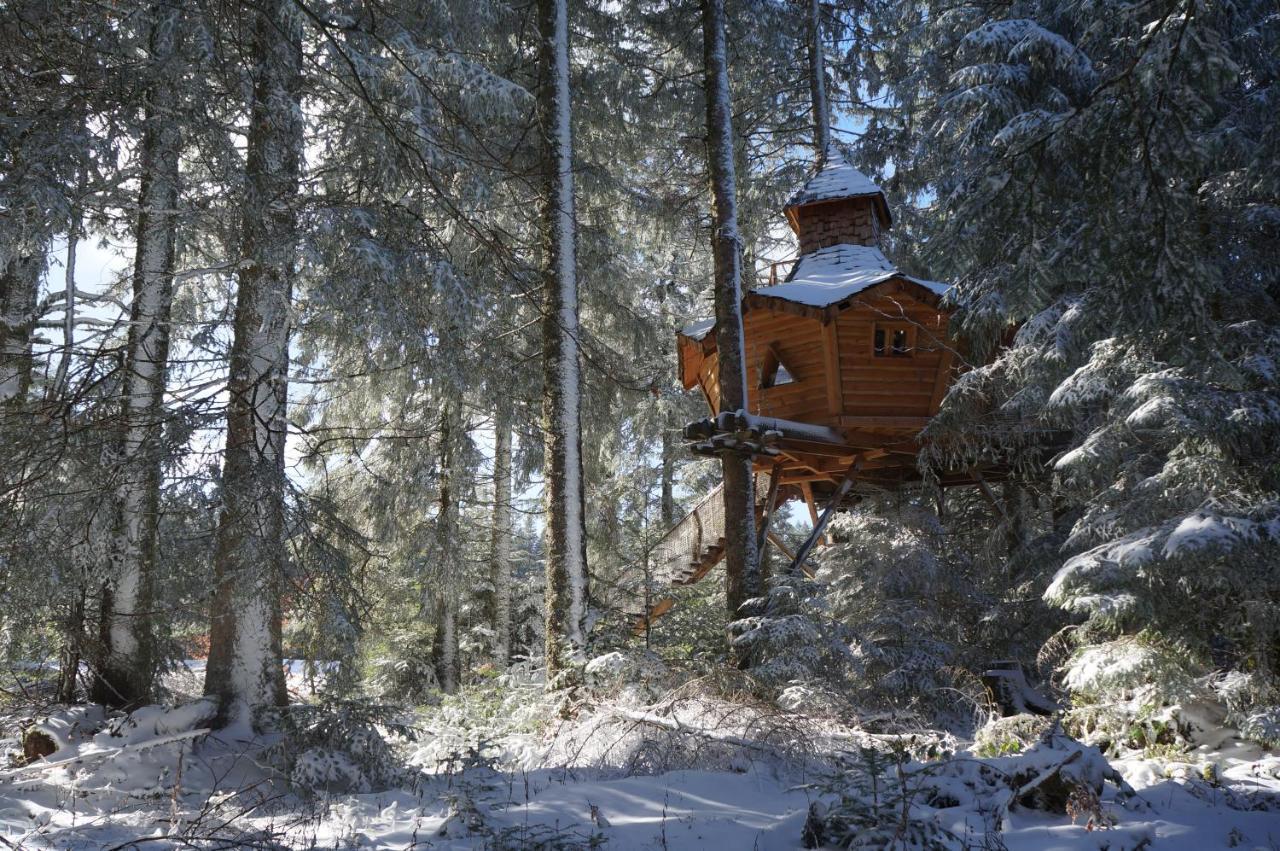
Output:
204,0,302,728
702,0,760,627
490,402,513,667
0,254,41,408
660,428,675,528
537,0,589,682
657,280,676,530
50,186,80,398
1003,481,1027,556
807,0,830,163
92,4,182,709
431,400,461,694
57,590,86,704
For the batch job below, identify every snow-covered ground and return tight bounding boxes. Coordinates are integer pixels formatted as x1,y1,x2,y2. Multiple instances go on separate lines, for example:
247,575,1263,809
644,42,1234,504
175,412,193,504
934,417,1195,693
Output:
1,663,1278,849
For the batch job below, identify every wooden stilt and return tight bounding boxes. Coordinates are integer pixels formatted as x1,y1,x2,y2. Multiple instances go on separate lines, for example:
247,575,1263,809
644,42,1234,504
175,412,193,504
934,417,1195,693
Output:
766,530,815,578
631,597,675,636
755,459,785,556
786,455,864,575
800,481,819,527
969,467,1013,527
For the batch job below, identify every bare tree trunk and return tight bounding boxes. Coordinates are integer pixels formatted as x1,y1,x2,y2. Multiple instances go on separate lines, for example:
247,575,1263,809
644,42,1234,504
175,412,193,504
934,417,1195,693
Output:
50,189,80,398
431,401,461,694
204,0,301,728
490,402,513,667
657,275,675,530
0,254,41,408
660,428,675,528
1003,481,1027,556
538,0,589,683
58,590,86,704
93,4,182,710
807,0,831,163
702,0,760,628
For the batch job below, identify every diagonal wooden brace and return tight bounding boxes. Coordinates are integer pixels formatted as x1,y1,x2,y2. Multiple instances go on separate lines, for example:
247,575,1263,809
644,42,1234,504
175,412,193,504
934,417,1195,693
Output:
785,454,865,575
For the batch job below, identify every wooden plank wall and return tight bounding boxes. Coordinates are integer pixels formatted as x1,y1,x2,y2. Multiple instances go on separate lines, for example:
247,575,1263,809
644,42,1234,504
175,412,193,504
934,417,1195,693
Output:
743,312,833,425
836,296,950,419
693,296,955,424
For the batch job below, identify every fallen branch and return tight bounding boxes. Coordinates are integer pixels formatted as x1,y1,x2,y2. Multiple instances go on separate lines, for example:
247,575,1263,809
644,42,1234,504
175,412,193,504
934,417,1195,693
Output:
0,728,211,779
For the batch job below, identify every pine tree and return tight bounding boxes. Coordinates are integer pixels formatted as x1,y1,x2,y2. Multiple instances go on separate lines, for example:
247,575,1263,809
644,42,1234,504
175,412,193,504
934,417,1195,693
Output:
489,402,514,667
93,2,184,709
702,0,760,627
204,0,304,727
537,0,589,681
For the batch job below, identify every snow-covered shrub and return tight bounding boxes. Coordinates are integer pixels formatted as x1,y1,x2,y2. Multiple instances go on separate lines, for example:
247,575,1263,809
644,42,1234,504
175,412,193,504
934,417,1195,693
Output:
803,731,1136,848
407,661,550,772
732,570,859,707
1211,671,1280,749
1236,707,1280,749
264,699,416,794
801,743,965,849
813,504,989,724
973,713,1054,758
582,650,678,703
365,623,438,704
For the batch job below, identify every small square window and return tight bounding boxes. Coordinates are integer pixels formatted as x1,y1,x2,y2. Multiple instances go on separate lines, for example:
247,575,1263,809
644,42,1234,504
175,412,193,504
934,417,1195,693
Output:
873,324,914,358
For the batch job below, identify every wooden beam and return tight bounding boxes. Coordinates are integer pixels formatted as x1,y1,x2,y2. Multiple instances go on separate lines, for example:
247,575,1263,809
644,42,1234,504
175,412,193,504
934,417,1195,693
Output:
755,460,785,557
787,455,865,575
800,481,820,527
631,597,676,636
821,320,843,415
969,467,1013,527
928,347,956,414
770,437,861,458
839,415,930,429
766,531,815,579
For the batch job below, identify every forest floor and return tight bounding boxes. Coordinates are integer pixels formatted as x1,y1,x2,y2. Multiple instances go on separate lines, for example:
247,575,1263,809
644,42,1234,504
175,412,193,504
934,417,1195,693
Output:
1,656,1278,849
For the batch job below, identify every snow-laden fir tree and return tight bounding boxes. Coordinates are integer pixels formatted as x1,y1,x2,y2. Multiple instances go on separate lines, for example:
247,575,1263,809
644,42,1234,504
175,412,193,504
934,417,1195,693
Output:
204,0,305,727
93,1,186,709
856,0,1280,731
537,0,590,681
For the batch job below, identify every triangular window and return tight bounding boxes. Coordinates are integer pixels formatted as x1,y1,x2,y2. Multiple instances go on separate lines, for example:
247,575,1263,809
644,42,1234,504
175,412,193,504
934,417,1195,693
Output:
761,343,799,389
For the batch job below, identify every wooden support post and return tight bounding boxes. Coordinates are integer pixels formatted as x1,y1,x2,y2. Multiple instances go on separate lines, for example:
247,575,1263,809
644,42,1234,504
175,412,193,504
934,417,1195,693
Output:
800,481,819,526
969,467,1013,527
766,530,815,579
786,455,864,576
631,598,676,636
755,459,785,557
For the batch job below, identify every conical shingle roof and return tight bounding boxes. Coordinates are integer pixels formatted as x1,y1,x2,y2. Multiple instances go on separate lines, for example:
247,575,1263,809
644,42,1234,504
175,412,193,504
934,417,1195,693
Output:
783,144,891,226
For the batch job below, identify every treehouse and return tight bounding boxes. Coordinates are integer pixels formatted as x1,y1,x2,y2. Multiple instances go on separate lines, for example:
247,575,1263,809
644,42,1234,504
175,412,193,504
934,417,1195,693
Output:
628,149,984,630
677,148,958,503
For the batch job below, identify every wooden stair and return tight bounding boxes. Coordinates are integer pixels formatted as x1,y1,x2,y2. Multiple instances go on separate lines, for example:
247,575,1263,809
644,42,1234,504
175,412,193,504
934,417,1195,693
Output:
627,473,777,632
676,536,725,585
622,484,727,622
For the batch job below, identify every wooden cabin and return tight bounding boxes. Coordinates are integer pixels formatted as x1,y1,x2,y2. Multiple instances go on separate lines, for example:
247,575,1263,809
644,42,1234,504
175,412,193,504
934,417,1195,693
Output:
627,150,1006,629
676,148,958,503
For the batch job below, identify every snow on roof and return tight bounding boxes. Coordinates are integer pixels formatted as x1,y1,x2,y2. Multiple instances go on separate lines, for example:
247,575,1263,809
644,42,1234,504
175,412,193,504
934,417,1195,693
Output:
680,317,716,341
678,244,949,340
756,243,949,308
784,144,886,210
